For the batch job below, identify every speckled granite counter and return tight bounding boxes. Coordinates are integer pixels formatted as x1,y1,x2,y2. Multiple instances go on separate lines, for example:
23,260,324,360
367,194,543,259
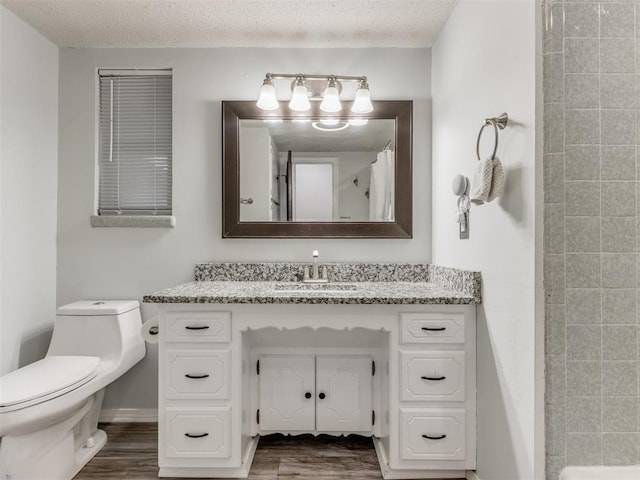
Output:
143,263,481,305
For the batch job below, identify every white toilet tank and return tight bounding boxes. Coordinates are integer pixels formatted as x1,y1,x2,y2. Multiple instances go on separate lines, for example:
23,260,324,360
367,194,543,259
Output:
47,300,145,364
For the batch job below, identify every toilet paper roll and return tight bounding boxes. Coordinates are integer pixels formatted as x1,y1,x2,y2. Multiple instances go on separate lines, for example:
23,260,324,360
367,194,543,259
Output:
141,317,159,344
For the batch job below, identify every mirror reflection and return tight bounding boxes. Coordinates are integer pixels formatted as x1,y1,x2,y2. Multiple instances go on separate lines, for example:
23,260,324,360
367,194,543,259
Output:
239,119,395,223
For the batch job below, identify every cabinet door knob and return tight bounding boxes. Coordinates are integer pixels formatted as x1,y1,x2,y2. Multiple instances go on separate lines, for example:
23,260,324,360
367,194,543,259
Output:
304,392,312,399
185,373,210,379
422,434,447,440
185,432,209,438
185,325,210,330
421,326,446,332
421,375,446,381
318,392,326,400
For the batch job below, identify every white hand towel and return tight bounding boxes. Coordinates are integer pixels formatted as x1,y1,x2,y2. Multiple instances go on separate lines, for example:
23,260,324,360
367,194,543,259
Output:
487,156,505,202
470,156,505,204
469,157,493,204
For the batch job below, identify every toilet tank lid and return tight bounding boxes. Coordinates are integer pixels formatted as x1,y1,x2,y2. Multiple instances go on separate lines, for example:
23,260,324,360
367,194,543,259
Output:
57,300,140,316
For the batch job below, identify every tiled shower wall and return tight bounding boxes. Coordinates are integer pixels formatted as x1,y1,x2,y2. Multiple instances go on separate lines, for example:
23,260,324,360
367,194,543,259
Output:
544,1,640,478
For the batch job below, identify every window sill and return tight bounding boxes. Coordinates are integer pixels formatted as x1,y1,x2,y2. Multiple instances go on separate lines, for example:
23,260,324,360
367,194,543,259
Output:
90,215,176,228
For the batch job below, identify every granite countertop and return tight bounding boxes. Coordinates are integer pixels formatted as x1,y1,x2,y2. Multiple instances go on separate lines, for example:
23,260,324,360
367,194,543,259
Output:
143,263,481,305
143,280,477,305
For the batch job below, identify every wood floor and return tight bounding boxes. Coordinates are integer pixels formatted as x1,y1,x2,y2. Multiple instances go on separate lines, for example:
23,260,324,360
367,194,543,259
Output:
73,422,415,480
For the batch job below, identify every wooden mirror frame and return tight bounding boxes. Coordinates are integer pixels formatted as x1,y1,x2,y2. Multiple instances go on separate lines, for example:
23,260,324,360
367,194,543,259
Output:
222,100,412,238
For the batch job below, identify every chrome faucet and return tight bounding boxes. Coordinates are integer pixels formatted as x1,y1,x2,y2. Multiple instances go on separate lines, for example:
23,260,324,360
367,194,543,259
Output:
303,250,329,283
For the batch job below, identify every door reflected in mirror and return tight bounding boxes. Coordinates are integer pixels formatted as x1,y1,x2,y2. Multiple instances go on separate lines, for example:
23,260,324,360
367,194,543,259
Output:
238,118,395,223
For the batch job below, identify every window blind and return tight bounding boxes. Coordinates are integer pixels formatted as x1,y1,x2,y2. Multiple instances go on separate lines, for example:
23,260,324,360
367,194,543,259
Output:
98,70,172,215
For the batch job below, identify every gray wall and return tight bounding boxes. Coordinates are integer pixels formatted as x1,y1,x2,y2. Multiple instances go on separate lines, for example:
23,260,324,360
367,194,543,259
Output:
432,0,543,478
544,1,640,477
57,47,431,410
0,6,58,375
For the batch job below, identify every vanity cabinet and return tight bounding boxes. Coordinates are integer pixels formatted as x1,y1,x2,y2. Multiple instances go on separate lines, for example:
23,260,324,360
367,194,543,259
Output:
258,354,373,434
154,303,475,479
158,311,236,476
392,312,472,469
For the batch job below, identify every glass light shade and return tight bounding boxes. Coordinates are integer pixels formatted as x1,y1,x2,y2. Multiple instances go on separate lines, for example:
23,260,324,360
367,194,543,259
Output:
256,83,278,110
319,118,340,126
289,85,311,111
348,118,368,126
351,87,373,114
320,86,342,113
312,121,349,132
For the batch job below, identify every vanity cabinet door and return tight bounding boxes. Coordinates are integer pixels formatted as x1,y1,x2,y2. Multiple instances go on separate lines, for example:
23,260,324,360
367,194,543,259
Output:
259,355,315,432
166,312,231,343
165,407,231,459
400,408,466,461
400,351,465,401
316,356,372,433
166,349,230,400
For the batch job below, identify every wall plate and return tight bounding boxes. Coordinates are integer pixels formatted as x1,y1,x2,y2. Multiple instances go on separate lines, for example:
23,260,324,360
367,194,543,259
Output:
459,212,469,240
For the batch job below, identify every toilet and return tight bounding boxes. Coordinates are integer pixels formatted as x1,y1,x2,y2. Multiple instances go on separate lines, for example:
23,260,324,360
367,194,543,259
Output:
0,300,146,480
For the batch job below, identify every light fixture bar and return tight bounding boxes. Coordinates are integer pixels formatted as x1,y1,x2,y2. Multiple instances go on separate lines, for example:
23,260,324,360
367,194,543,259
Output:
256,72,373,113
265,73,366,82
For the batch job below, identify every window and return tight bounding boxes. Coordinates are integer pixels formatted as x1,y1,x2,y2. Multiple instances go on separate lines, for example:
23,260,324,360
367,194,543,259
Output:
96,69,173,222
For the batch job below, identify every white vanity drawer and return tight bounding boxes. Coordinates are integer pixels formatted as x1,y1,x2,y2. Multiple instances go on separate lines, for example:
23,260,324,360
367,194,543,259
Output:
400,312,465,344
166,311,231,343
400,408,466,461
400,351,465,401
165,349,230,399
165,407,231,459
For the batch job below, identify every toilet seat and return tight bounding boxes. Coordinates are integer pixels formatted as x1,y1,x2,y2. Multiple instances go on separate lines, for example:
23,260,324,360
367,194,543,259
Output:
0,356,100,412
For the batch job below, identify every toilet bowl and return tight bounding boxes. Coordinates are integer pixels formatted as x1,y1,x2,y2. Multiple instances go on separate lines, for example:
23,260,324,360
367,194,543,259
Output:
0,300,146,480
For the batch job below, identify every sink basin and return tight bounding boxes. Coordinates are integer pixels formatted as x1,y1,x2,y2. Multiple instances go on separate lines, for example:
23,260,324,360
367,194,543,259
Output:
273,283,358,293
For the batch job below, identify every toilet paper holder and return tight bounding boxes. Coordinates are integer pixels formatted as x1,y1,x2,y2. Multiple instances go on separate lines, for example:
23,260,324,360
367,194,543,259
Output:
141,317,160,343
452,174,470,240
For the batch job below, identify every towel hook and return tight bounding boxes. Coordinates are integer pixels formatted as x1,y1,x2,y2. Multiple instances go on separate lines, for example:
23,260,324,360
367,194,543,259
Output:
476,113,508,161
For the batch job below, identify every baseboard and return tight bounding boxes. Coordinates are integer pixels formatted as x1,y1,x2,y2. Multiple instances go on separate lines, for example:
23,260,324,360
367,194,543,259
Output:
99,408,158,423
466,471,481,480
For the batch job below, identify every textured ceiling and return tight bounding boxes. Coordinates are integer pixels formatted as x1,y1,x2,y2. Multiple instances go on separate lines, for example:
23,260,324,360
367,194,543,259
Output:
0,0,457,48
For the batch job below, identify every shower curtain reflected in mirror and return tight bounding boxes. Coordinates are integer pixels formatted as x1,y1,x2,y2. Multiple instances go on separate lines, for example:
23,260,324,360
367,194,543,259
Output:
368,149,395,221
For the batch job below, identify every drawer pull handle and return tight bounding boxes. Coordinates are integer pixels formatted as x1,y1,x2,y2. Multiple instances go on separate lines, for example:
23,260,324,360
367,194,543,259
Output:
421,375,447,381
421,327,446,332
185,374,210,379
185,325,210,331
422,434,447,440
184,432,209,438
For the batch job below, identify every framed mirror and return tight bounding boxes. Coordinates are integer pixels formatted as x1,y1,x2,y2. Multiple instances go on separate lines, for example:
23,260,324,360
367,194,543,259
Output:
222,100,412,238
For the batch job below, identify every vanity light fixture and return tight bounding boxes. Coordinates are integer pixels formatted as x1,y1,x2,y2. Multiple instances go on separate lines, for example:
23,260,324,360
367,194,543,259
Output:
319,118,340,126
312,120,350,132
319,76,342,113
348,118,368,126
289,75,311,112
351,78,374,114
256,73,374,114
256,74,278,111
